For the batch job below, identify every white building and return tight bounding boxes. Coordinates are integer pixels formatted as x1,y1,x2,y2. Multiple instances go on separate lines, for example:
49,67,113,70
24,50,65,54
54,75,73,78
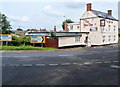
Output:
65,3,118,46
27,3,118,48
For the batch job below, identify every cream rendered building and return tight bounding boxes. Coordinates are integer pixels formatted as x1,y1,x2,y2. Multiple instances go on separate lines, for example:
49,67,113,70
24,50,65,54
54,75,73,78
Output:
67,3,118,46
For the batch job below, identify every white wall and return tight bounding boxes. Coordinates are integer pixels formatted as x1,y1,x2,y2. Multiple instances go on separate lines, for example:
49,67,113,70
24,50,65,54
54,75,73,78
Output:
67,23,80,32
58,34,88,47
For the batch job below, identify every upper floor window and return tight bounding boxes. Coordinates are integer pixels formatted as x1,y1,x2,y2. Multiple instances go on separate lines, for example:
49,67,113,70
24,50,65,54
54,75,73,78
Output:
108,25,110,31
100,20,105,27
114,26,116,31
70,26,73,30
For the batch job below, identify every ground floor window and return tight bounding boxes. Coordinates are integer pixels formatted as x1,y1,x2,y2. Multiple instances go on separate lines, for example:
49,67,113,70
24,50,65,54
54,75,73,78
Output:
75,37,80,42
114,35,116,41
109,35,111,42
103,36,105,42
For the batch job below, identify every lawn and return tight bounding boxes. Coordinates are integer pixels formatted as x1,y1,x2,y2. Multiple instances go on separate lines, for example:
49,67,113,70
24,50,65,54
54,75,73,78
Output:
0,46,56,50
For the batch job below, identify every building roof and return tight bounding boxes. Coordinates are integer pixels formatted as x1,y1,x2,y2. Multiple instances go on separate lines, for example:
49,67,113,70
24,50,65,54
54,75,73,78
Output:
91,10,118,21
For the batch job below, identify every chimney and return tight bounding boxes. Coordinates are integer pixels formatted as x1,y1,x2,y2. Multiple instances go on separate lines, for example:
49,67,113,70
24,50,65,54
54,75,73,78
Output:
87,3,92,11
54,26,56,32
108,10,112,15
64,22,68,32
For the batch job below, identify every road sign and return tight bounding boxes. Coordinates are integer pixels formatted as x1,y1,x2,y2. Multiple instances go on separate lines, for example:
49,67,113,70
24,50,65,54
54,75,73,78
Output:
31,36,45,43
0,34,12,41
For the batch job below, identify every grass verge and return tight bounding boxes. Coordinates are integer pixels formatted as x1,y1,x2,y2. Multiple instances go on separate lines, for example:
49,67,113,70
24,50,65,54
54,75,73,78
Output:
0,46,56,50
118,40,120,43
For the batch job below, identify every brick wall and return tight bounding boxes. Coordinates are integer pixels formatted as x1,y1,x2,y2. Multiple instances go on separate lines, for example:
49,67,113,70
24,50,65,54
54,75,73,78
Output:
44,38,58,48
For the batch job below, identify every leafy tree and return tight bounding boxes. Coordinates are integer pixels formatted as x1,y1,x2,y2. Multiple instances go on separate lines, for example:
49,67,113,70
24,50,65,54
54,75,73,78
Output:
17,28,23,31
0,13,12,34
62,19,74,29
50,31,58,39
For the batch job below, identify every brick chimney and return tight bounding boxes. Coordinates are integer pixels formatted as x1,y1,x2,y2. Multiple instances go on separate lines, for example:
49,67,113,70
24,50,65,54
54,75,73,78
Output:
87,3,92,11
64,22,68,32
108,10,112,15
54,26,56,32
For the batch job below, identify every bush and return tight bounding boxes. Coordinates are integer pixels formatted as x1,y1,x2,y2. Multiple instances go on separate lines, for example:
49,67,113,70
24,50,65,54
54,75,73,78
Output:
11,35,30,46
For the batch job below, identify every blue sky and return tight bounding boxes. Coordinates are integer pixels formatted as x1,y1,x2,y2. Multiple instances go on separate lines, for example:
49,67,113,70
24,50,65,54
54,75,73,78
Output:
0,1,119,31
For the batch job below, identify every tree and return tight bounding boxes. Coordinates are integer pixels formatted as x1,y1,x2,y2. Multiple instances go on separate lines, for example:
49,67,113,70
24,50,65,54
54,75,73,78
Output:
49,31,58,39
62,19,74,29
0,13,12,34
17,28,23,31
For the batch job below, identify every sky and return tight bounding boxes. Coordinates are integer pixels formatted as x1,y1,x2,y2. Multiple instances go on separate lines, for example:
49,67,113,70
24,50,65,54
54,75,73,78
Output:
0,0,119,31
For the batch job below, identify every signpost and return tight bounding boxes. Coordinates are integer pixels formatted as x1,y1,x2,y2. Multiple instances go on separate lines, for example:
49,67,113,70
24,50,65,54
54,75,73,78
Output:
31,36,46,47
0,34,12,46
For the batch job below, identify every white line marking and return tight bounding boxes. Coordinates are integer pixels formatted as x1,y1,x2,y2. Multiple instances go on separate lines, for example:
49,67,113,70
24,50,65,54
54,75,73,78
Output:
36,64,45,66
84,62,92,65
113,61,118,63
22,64,32,67
104,61,111,63
49,64,58,66
73,63,78,65
78,64,83,65
61,63,70,65
94,61,102,64
9,64,19,66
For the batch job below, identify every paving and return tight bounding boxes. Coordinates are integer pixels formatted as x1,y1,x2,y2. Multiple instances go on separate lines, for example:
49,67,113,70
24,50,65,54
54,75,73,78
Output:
1,44,120,85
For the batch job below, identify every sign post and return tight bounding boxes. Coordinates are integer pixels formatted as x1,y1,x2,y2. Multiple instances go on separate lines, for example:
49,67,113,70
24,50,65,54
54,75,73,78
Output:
31,36,45,47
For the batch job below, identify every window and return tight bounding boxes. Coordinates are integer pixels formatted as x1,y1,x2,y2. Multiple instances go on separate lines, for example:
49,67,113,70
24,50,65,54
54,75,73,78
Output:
70,26,73,30
103,36,105,42
90,27,97,31
75,37,80,42
108,25,110,31
100,20,105,26
101,27,104,32
109,35,111,42
114,35,116,41
77,26,79,29
114,26,116,31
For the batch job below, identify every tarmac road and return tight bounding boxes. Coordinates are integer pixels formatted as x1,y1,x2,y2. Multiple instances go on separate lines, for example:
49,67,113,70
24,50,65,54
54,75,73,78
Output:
1,44,120,85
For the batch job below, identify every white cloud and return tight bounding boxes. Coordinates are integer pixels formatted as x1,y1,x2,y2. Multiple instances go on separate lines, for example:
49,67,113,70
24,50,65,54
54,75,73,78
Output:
43,5,64,17
8,15,30,22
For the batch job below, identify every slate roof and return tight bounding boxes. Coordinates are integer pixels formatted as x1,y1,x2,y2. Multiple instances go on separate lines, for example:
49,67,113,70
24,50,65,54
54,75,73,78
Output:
91,10,118,21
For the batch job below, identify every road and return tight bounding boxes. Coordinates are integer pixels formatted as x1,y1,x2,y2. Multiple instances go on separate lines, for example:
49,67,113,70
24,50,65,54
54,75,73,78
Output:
1,44,120,86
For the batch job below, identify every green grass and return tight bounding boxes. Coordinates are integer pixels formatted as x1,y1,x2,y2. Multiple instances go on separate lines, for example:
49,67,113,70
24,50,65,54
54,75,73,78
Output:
118,40,120,43
0,46,56,50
